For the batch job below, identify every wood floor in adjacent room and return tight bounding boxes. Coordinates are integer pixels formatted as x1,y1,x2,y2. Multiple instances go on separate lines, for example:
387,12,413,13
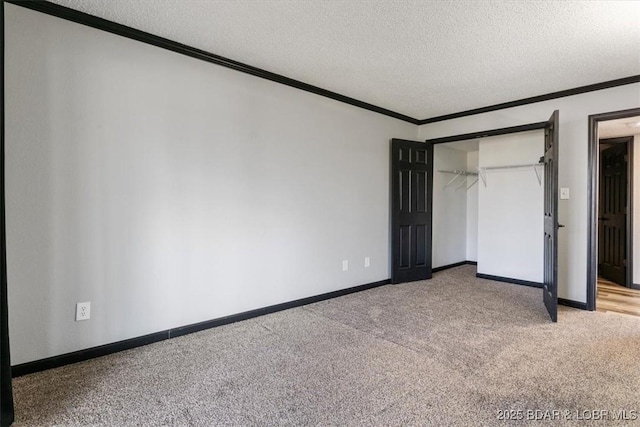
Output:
597,277,640,317
11,266,640,426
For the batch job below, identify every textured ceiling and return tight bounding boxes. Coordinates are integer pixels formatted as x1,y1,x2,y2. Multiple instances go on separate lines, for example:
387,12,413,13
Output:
47,0,640,120
599,116,640,138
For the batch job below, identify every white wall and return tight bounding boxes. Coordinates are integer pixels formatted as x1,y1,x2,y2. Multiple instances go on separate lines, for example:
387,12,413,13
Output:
4,5,417,365
466,151,479,262
420,82,640,302
477,132,544,282
432,145,468,268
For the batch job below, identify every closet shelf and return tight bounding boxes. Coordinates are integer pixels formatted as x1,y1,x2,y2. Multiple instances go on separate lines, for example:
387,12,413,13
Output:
477,163,544,187
438,170,479,191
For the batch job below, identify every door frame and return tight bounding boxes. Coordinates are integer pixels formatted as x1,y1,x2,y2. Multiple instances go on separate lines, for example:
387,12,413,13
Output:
424,121,547,145
587,107,640,311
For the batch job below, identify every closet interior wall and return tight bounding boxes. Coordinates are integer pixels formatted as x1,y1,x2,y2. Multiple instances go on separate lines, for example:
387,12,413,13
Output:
430,132,543,285
476,132,544,283
432,145,468,269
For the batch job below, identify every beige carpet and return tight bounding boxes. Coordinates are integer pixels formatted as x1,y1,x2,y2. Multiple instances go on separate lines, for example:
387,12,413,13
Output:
11,266,640,426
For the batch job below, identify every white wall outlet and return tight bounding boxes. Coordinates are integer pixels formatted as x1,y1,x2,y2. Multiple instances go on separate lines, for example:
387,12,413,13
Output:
342,260,349,271
364,257,370,267
76,302,91,321
560,188,570,200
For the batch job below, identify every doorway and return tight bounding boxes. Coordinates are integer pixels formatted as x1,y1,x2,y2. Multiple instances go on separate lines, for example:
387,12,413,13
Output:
597,137,632,287
588,108,640,316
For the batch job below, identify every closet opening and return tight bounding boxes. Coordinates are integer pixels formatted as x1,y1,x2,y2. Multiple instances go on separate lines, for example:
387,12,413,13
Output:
424,113,560,322
434,133,543,284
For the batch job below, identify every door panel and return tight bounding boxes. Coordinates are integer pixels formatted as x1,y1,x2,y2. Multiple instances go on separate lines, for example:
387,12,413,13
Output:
415,171,428,212
598,141,628,286
399,225,411,269
391,139,433,284
543,110,559,322
416,225,428,266
399,170,410,212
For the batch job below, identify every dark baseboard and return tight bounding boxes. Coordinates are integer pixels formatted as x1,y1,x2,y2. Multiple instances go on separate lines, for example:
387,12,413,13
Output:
12,278,390,377
12,330,169,378
432,260,477,273
476,273,543,288
476,274,588,310
558,298,588,310
631,283,640,291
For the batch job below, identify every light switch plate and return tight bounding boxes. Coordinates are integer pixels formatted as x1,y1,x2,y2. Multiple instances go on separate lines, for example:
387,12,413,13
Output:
560,188,570,200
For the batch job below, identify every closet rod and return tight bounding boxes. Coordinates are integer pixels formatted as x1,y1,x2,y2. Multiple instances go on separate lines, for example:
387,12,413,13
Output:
478,163,542,171
438,170,479,191
477,163,543,186
437,169,478,176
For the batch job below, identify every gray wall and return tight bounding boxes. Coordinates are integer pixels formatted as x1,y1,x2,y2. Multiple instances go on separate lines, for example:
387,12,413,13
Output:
5,4,417,364
5,2,639,366
477,132,544,282
431,145,468,268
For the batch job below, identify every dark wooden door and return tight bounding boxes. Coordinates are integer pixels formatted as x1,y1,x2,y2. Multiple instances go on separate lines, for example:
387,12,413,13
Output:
543,110,559,322
598,140,628,286
391,139,433,284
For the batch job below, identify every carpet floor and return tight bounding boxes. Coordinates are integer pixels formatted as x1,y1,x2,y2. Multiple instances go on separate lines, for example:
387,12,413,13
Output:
11,266,640,426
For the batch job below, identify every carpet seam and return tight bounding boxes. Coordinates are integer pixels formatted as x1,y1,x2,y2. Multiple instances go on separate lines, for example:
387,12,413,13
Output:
299,305,427,357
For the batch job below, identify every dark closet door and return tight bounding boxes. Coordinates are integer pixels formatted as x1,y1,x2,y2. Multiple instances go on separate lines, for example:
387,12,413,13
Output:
598,141,628,286
390,139,433,284
543,110,560,322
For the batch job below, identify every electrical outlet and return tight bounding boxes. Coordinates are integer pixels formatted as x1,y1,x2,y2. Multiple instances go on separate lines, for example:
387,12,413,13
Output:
342,260,349,271
76,302,91,321
364,257,370,267
560,188,570,200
